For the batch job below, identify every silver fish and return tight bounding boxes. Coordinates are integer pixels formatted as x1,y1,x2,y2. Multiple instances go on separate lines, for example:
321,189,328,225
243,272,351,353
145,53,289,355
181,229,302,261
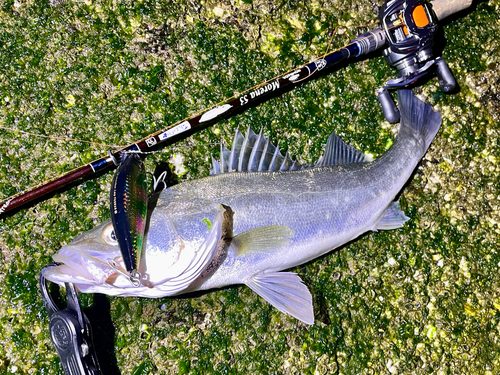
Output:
43,90,441,324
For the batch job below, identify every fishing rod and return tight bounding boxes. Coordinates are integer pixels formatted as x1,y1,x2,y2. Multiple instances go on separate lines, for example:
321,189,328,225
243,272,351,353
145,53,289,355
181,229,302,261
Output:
0,0,472,218
0,35,383,217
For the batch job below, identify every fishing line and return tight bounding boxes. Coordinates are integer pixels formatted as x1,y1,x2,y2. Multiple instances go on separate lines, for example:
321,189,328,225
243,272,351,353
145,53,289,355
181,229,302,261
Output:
5,21,374,154
0,20,387,214
131,22,377,142
0,125,122,148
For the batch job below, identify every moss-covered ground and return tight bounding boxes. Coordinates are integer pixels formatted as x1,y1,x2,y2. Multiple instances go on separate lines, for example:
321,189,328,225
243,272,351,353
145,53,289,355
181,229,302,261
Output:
1,0,499,373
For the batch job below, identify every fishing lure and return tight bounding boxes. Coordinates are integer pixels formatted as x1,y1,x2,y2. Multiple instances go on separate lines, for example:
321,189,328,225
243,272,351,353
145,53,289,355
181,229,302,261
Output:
110,152,148,285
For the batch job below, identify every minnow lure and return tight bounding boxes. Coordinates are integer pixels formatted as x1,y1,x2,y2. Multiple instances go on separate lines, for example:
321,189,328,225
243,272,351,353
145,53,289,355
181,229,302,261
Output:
110,152,148,285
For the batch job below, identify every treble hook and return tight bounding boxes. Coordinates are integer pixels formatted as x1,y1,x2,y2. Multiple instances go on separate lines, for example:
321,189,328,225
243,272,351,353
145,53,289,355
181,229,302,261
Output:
107,258,142,287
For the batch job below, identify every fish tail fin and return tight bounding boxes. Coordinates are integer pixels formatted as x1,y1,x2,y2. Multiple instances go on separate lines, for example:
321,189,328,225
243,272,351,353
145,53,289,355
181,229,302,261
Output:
397,89,442,150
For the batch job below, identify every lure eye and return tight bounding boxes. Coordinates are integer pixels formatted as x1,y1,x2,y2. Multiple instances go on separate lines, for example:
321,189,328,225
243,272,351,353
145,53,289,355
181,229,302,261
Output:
102,223,118,245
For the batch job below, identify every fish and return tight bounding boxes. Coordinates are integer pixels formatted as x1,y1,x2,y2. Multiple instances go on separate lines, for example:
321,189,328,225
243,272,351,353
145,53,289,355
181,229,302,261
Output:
43,90,441,325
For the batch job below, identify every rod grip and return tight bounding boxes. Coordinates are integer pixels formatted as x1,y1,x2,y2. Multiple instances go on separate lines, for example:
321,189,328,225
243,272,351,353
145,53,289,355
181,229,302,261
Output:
431,0,473,20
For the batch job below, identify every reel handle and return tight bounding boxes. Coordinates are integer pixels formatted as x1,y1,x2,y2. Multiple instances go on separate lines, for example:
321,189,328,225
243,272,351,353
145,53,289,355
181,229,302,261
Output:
435,57,457,92
377,89,401,124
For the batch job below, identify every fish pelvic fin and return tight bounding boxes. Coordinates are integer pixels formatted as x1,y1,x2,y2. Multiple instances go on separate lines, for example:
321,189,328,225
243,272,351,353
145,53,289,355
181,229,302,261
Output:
397,89,442,150
376,201,410,230
231,225,294,256
245,271,314,325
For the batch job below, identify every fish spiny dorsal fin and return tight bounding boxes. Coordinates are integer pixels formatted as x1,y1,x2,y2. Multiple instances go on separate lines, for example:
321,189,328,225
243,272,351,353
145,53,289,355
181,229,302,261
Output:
220,143,231,173
238,125,258,172
229,128,244,172
258,137,276,172
269,146,284,172
280,151,293,171
248,129,267,172
290,160,301,171
211,127,307,175
315,132,371,167
210,156,220,175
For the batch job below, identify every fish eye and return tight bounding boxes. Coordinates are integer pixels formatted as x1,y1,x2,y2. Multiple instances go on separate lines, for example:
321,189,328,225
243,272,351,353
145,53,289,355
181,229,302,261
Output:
102,223,118,245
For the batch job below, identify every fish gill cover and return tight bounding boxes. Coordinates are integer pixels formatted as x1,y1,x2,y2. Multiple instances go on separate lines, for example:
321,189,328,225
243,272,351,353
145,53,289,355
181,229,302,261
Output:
0,0,499,374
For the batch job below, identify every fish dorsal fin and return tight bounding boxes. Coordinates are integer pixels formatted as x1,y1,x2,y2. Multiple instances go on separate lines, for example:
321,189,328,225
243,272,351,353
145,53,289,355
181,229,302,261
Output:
258,137,276,172
245,271,314,325
211,127,306,175
269,146,284,172
210,155,220,175
248,129,266,172
219,144,231,173
229,128,244,172
281,151,293,171
315,133,371,167
238,125,258,172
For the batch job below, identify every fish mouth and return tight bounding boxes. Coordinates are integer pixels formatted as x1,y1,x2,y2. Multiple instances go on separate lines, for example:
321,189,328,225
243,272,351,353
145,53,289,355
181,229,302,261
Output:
43,245,118,287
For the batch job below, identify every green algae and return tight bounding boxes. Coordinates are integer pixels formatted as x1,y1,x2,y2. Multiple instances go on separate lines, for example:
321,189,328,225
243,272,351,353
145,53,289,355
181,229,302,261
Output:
1,0,500,374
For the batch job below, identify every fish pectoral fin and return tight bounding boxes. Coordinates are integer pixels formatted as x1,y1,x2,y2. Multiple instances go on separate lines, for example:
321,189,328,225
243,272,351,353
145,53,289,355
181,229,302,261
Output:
231,225,294,255
376,201,410,230
245,271,314,325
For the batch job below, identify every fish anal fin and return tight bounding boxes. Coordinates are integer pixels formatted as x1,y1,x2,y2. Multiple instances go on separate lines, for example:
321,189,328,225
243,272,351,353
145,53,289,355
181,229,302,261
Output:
231,225,294,255
376,201,410,230
246,271,314,325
